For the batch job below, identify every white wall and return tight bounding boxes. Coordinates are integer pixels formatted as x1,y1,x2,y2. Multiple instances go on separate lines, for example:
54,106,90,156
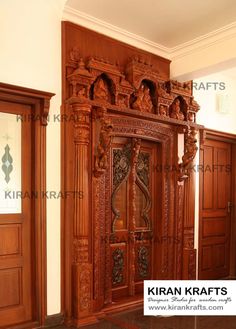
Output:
170,32,236,81
0,0,66,315
193,71,236,134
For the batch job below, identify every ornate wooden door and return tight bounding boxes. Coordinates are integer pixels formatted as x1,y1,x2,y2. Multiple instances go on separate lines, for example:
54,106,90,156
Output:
108,137,159,301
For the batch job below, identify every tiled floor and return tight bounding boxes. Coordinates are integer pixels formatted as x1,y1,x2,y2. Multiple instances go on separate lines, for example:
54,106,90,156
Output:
55,308,236,329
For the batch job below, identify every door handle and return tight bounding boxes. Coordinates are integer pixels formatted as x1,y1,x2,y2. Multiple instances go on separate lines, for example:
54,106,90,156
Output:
227,201,233,213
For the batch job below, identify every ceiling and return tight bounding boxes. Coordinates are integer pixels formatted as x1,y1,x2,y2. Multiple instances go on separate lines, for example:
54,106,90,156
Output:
66,0,236,48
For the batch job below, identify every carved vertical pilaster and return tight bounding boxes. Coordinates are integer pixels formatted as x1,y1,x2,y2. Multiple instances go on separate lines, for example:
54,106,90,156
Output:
70,101,93,322
175,181,184,279
177,127,198,280
129,139,141,295
182,141,197,280
182,166,197,280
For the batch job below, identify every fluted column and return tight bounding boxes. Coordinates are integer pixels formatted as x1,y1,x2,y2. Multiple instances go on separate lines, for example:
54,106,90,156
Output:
70,101,94,324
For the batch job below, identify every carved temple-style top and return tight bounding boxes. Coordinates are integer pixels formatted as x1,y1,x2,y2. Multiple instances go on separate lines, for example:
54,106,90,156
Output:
66,50,200,124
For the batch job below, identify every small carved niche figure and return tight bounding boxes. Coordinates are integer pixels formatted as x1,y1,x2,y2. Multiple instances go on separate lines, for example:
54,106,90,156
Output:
170,98,185,120
159,105,168,117
132,83,153,113
143,85,153,113
187,111,195,122
93,77,109,102
77,86,86,98
117,94,127,108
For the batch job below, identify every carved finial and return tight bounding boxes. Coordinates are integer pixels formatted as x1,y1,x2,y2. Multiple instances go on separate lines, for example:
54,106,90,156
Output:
78,57,85,70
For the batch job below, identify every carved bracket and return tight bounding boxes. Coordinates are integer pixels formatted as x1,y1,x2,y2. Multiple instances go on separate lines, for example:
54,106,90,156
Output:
178,127,198,181
94,107,113,177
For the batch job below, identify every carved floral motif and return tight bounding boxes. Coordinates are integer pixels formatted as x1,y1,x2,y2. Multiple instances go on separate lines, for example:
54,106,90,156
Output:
137,152,150,187
111,143,132,230
79,264,92,312
112,248,124,285
73,238,89,263
138,246,149,278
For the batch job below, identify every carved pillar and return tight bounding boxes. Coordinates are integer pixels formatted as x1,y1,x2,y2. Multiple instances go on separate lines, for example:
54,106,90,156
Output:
70,101,94,324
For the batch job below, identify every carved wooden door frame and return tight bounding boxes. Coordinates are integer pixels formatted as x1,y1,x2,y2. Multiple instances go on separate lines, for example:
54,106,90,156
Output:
0,83,54,328
61,22,203,327
97,116,176,308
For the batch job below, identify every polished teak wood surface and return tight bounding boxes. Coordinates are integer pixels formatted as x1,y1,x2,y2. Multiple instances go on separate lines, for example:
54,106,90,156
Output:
62,22,202,327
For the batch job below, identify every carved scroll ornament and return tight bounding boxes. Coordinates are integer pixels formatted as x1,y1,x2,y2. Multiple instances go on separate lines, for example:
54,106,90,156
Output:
112,248,124,285
111,143,132,230
138,246,149,278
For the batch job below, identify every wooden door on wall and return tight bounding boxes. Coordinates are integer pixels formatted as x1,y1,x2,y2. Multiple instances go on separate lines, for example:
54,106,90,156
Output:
108,137,159,301
0,102,33,327
199,139,232,279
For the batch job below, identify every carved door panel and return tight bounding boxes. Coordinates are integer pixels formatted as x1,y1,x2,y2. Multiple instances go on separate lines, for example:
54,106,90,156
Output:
199,139,232,279
109,137,158,301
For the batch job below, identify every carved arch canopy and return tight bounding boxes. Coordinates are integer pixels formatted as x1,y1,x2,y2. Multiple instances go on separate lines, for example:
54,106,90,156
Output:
67,50,199,123
66,49,200,182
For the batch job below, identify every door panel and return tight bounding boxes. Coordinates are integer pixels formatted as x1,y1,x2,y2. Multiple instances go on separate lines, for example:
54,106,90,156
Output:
0,102,33,327
109,137,158,300
199,139,231,279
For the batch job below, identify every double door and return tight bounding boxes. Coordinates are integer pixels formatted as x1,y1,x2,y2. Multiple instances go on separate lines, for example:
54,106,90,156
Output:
108,137,159,301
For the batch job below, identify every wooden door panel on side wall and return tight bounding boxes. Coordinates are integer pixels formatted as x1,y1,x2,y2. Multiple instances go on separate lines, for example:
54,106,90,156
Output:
0,103,33,327
199,139,231,279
